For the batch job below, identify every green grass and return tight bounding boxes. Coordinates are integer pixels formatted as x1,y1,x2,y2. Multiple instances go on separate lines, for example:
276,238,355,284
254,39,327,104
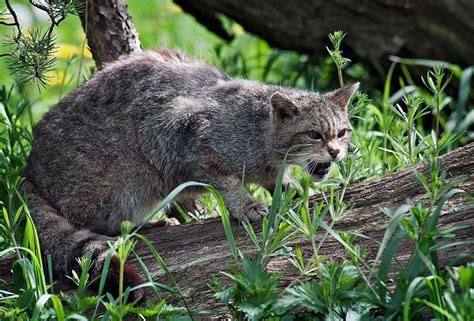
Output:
1,1,473,320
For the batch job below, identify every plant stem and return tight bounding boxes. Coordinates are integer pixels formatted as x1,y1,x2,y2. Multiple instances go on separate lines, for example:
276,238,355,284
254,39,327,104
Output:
310,235,321,276
408,123,413,162
119,256,124,320
337,67,344,88
383,135,387,174
11,232,22,260
435,92,440,155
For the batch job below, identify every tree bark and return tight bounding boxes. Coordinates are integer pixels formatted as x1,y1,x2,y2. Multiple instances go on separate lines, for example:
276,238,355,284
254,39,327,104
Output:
1,144,473,311
174,0,474,69
78,0,141,68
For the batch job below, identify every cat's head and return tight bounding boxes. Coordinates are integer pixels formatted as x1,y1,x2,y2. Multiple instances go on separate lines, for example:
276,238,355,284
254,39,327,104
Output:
270,83,359,181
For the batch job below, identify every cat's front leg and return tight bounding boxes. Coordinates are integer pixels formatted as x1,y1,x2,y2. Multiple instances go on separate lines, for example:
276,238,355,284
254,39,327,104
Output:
197,153,268,222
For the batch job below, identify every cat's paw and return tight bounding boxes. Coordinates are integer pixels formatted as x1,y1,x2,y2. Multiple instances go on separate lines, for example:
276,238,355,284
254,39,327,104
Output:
164,217,181,226
146,217,181,228
242,200,269,222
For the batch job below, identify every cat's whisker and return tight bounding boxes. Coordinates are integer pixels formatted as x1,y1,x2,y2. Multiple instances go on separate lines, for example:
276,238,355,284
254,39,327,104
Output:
291,155,314,162
270,148,313,157
288,156,314,167
309,159,318,174
268,152,316,168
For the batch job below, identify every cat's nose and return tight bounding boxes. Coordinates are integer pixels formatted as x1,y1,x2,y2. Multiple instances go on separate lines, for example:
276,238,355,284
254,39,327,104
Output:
328,148,340,159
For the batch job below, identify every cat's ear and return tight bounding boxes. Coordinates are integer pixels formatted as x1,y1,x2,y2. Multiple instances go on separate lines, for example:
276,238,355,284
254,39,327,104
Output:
271,92,299,122
325,82,360,109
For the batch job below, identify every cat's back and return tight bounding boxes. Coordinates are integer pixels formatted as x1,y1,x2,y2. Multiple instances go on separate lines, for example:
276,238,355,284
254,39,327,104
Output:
48,48,229,119
30,48,230,150
25,49,229,198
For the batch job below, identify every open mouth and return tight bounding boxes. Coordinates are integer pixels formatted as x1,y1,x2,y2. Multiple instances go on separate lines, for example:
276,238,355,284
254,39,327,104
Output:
308,161,332,177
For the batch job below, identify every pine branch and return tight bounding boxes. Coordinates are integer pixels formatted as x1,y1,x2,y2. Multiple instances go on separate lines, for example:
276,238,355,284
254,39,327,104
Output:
0,0,80,88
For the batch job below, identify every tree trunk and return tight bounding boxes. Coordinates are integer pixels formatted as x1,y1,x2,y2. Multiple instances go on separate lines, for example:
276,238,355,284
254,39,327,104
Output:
175,0,474,70
78,0,141,68
1,144,473,311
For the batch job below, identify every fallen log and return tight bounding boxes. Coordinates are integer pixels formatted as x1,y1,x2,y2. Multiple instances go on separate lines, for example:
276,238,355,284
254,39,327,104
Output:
1,143,473,312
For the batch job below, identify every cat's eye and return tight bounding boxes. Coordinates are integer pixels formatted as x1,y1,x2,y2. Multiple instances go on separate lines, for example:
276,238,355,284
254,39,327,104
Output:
308,131,322,140
337,129,346,138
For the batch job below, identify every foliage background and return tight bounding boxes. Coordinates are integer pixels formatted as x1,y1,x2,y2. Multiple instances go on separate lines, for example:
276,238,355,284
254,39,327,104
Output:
0,0,376,122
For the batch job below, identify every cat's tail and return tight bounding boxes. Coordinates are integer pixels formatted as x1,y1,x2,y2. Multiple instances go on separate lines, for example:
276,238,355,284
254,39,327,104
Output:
21,180,145,297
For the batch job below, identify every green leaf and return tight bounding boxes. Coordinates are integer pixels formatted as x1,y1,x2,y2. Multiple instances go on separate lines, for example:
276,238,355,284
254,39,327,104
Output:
372,204,411,278
31,293,65,321
402,277,424,321
207,185,239,261
383,62,397,104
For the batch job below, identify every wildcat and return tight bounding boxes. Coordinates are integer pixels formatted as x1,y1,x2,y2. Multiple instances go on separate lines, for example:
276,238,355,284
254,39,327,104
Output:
23,48,358,296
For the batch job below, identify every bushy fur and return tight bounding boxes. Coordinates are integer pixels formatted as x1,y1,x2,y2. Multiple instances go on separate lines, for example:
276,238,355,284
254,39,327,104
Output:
23,48,358,291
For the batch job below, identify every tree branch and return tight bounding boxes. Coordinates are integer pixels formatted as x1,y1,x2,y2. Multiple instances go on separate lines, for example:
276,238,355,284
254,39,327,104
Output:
5,0,21,38
77,0,142,69
0,21,16,26
175,0,474,69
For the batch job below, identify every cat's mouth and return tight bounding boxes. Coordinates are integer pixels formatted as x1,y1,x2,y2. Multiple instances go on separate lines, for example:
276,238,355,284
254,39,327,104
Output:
308,161,332,179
